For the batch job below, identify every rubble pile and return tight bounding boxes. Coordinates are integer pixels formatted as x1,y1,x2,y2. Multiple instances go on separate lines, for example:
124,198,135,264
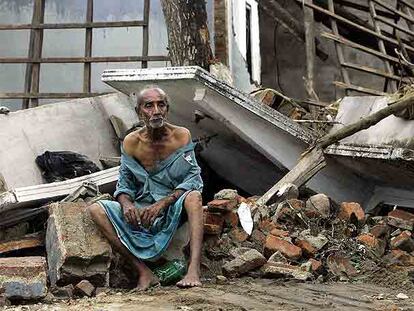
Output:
202,189,414,287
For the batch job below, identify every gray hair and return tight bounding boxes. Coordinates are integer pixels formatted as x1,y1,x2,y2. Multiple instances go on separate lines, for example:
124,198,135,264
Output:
134,85,170,109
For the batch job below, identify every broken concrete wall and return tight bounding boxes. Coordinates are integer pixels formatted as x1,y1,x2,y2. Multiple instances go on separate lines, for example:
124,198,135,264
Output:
46,202,112,287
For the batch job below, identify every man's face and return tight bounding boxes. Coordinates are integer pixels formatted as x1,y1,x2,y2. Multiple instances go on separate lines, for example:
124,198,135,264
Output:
137,89,169,129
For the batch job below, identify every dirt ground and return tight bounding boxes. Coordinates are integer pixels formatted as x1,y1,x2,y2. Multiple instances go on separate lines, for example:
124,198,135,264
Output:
4,278,414,311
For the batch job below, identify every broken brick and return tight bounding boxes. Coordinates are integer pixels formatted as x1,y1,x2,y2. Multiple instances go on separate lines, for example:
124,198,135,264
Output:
46,202,112,287
270,228,290,238
222,248,266,277
74,279,95,297
207,199,238,212
258,219,279,233
327,253,358,278
264,235,302,260
223,211,239,229
295,239,317,257
385,249,414,266
204,211,224,235
391,231,414,253
229,228,249,243
357,233,386,257
388,209,414,231
308,258,323,273
261,262,312,281
370,223,390,240
338,202,365,224
0,257,47,300
305,194,330,218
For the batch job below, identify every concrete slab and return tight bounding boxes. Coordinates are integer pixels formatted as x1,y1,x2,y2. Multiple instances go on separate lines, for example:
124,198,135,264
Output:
46,202,112,287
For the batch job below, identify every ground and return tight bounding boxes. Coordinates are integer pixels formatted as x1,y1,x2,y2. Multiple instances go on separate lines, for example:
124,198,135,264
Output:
5,278,414,311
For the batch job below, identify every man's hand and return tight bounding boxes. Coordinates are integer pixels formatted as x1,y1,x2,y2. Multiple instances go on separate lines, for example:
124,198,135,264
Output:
121,201,141,228
139,201,168,227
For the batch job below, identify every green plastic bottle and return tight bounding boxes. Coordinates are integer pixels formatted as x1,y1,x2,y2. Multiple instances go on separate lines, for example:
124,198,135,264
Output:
153,259,187,286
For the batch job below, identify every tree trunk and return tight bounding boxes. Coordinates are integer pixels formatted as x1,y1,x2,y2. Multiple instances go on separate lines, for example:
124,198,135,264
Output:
161,0,213,70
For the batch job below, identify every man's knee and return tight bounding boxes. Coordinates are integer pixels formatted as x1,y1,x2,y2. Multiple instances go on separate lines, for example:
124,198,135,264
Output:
87,203,105,220
184,191,202,210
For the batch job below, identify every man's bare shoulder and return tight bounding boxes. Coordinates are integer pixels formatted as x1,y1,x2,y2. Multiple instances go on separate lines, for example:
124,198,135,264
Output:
123,129,144,155
170,125,191,145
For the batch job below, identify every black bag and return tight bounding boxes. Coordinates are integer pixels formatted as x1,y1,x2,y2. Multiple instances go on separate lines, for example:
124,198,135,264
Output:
36,151,101,183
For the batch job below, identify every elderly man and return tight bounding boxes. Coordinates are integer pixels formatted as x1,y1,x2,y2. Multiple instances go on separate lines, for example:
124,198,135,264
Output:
88,86,204,290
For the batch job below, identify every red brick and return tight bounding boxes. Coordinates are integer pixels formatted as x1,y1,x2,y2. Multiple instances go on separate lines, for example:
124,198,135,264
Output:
270,228,290,238
388,209,414,231
370,223,390,239
258,219,279,233
229,228,249,243
223,211,238,229
207,199,238,212
308,258,323,273
386,249,414,266
295,239,317,257
338,202,365,224
264,235,302,260
356,233,386,256
391,231,414,252
204,211,224,235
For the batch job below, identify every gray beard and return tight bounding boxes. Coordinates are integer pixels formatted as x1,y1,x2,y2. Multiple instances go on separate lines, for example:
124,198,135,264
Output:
148,118,165,129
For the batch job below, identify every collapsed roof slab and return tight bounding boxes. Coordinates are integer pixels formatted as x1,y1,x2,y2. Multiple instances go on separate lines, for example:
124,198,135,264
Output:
102,66,371,205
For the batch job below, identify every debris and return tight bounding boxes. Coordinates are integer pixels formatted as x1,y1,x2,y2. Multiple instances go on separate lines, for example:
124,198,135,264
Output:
307,258,323,274
74,280,95,297
222,248,267,277
357,233,386,257
207,199,238,212
46,202,112,287
0,232,44,255
326,253,358,279
0,257,47,300
385,250,414,266
261,262,312,281
264,235,302,260
396,293,409,300
215,275,228,285
388,209,414,231
390,231,414,253
214,189,238,200
338,202,365,224
204,211,224,235
295,239,317,257
305,193,330,218
237,202,253,235
299,230,328,251
370,223,390,239
229,228,249,243
51,284,74,300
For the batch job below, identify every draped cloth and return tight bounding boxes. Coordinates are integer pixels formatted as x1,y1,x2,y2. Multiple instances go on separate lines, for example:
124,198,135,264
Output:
97,142,203,261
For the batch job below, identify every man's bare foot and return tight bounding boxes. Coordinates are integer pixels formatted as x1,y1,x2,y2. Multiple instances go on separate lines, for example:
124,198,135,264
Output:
176,271,202,288
136,269,159,291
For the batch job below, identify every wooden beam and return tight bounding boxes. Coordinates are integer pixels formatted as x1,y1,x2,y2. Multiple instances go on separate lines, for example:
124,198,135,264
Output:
299,0,414,55
369,0,396,92
342,62,408,82
84,0,93,93
0,56,170,63
328,0,351,90
322,32,400,65
303,0,318,102
0,21,146,30
372,0,414,24
0,232,44,255
29,0,45,108
0,92,111,99
141,0,150,68
333,81,388,95
375,15,414,38
334,0,397,19
399,0,414,12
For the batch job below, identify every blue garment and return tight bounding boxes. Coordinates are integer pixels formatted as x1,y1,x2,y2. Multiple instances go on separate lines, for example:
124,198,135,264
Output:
97,142,203,261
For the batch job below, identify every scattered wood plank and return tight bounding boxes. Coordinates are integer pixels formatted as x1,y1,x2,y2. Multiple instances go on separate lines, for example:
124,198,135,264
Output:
0,232,44,255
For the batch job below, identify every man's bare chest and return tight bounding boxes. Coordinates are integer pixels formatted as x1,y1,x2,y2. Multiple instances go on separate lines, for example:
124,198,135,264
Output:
133,142,179,171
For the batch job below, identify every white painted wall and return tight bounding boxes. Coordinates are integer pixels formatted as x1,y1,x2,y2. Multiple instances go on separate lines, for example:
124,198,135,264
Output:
228,0,261,88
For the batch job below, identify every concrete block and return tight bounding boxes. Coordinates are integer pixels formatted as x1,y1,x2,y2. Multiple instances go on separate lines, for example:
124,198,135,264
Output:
305,194,330,218
222,249,266,277
261,262,312,281
0,257,47,300
46,202,112,287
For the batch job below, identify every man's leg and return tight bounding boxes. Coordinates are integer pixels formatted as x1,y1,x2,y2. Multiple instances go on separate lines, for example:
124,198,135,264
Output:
176,191,203,288
87,203,158,290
